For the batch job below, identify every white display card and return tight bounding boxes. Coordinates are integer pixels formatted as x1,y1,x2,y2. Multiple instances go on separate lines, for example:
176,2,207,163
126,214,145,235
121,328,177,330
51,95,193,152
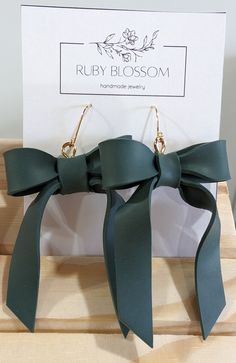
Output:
22,6,226,256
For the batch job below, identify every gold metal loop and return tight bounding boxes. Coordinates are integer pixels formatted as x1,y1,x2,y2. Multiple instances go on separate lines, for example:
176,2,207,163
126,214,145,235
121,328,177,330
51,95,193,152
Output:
151,105,166,154
154,133,166,154
61,141,77,159
61,104,92,158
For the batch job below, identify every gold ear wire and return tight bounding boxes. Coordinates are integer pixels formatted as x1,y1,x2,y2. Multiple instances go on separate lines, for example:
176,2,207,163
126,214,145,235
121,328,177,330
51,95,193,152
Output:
151,105,166,154
61,104,92,158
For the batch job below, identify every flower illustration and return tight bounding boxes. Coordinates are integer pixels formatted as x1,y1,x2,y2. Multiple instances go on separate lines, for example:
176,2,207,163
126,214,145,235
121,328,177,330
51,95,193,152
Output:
122,28,138,45
91,29,159,62
122,52,132,62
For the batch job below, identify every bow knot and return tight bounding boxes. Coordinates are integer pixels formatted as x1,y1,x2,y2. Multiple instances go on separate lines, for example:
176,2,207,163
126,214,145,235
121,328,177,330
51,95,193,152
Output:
57,155,89,194
155,152,181,188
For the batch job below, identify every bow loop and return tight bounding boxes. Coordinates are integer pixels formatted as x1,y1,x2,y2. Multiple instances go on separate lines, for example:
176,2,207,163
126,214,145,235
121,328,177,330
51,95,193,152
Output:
178,140,230,182
4,148,57,196
99,138,157,189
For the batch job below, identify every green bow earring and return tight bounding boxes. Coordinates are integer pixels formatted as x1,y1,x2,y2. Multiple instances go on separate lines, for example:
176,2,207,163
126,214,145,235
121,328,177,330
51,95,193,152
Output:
99,106,231,347
4,104,94,330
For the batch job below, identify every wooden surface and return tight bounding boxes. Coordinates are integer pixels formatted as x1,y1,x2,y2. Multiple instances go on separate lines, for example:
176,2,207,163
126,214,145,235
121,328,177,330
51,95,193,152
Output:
0,139,21,190
0,256,236,336
0,334,236,363
0,138,236,362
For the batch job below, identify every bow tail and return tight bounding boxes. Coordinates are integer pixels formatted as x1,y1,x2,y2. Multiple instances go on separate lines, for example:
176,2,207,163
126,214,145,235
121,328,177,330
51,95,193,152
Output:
179,182,225,339
103,190,129,337
6,180,60,331
113,178,157,348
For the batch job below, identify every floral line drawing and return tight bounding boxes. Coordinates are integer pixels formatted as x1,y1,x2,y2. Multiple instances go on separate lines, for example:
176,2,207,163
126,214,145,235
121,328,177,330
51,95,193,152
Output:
90,28,159,62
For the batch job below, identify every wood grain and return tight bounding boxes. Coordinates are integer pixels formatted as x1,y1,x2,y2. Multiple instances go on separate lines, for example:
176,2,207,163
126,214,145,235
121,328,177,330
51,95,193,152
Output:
0,190,22,255
0,139,22,190
217,184,236,257
0,334,235,362
0,256,236,335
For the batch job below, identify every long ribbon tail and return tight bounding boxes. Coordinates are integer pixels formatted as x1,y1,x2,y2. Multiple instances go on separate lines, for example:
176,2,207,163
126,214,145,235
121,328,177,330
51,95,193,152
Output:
113,178,157,348
103,190,129,337
6,180,60,331
179,182,225,339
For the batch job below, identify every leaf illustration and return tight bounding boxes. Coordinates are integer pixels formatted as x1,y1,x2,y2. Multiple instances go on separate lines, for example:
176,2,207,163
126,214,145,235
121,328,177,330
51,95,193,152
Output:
97,44,102,55
92,29,159,62
142,35,148,47
152,30,159,40
104,44,113,49
105,48,114,59
104,33,115,43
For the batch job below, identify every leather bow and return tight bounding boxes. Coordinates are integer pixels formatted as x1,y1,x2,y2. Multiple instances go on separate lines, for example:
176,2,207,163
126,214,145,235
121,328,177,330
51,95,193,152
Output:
4,137,131,338
4,145,102,331
99,138,230,347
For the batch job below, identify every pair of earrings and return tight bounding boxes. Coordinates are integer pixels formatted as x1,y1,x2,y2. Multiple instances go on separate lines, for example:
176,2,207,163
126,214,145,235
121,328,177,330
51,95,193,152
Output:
4,105,230,348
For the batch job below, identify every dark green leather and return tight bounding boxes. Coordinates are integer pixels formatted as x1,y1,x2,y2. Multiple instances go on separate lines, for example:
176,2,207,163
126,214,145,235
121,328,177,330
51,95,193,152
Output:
3,137,130,337
4,148,91,331
4,137,230,348
99,138,230,347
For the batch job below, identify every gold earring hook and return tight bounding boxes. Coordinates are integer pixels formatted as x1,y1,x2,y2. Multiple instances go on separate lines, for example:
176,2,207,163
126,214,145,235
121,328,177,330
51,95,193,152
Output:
61,104,92,158
151,105,166,154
